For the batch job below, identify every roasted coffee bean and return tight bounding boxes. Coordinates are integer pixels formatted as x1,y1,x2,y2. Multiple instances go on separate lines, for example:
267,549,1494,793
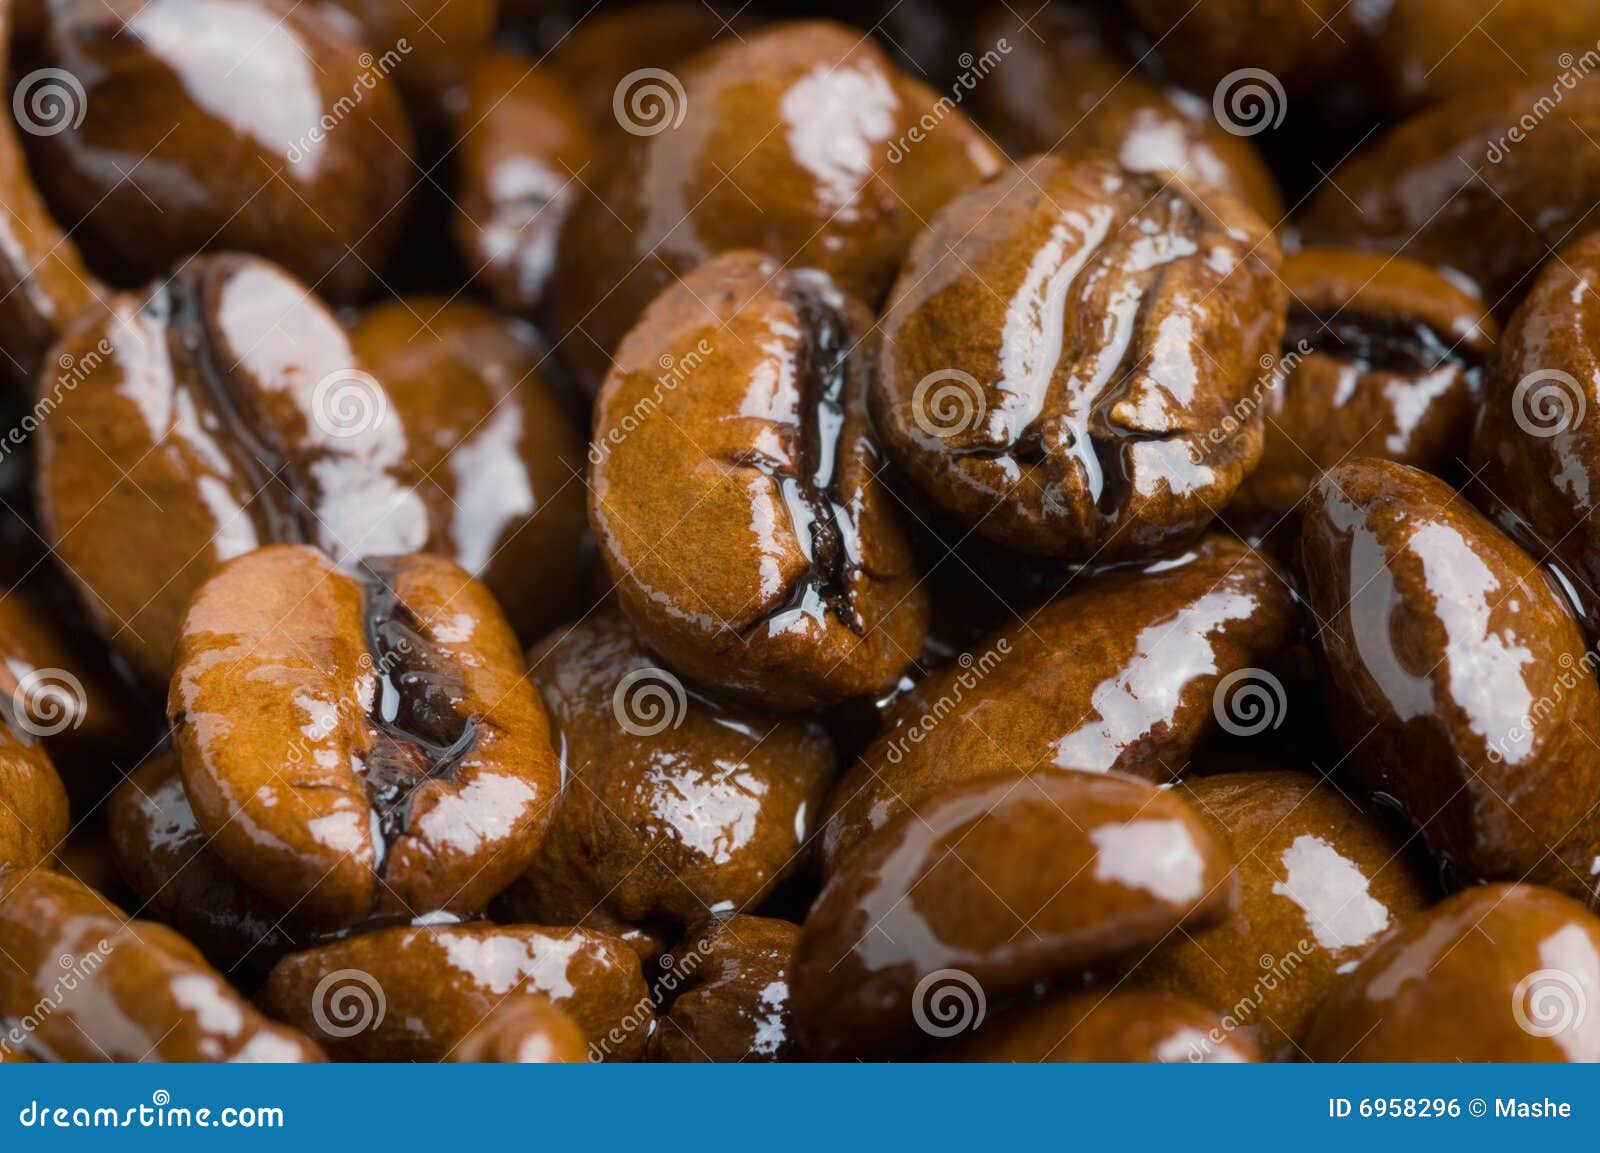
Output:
1375,0,1600,114
948,988,1260,1063
1471,231,1600,638
1125,0,1369,94
1227,248,1496,538
971,4,1283,223
821,535,1296,873
1300,459,1600,902
37,253,431,688
261,923,649,1061
590,251,928,708
0,869,324,1062
448,997,590,1063
553,20,1001,391
504,611,833,928
348,298,588,641
450,52,593,317
1132,769,1431,1058
1304,883,1600,1061
873,154,1286,560
793,770,1234,1058
650,915,800,1063
169,545,561,927
1301,78,1600,307
0,720,66,874
108,755,304,985
21,0,412,300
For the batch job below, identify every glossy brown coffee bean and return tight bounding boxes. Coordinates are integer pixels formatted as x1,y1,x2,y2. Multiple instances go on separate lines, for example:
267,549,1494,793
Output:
22,0,412,300
0,720,67,874
821,536,1297,873
1301,79,1600,307
948,987,1260,1063
506,611,833,928
37,254,431,687
321,0,495,135
0,0,101,392
451,52,593,316
1133,770,1431,1058
590,252,928,708
1227,248,1496,537
261,923,649,1061
1300,459,1600,902
1305,884,1600,1061
1376,0,1600,113
1126,0,1368,93
650,915,800,1063
1470,232,1600,638
971,4,1283,223
348,299,587,641
793,770,1234,1058
0,869,324,1062
169,545,561,927
108,755,305,985
448,997,590,1063
553,20,1001,391
873,154,1286,560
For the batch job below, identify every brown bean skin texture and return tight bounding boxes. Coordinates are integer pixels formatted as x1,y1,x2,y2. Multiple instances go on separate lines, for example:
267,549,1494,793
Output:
22,0,412,300
348,298,588,643
1131,770,1431,1058
450,52,593,317
107,755,306,985
508,611,834,928
650,916,800,1063
1228,248,1496,539
261,924,650,1061
552,20,1001,392
873,154,1286,560
1126,0,1368,93
590,251,928,709
947,988,1259,1063
793,770,1234,1059
821,535,1297,874
1470,232,1600,639
448,997,591,1063
0,725,67,875
1305,884,1600,1061
0,870,324,1062
1301,78,1600,308
971,4,1283,223
169,545,561,928
1300,459,1600,903
36,254,431,689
